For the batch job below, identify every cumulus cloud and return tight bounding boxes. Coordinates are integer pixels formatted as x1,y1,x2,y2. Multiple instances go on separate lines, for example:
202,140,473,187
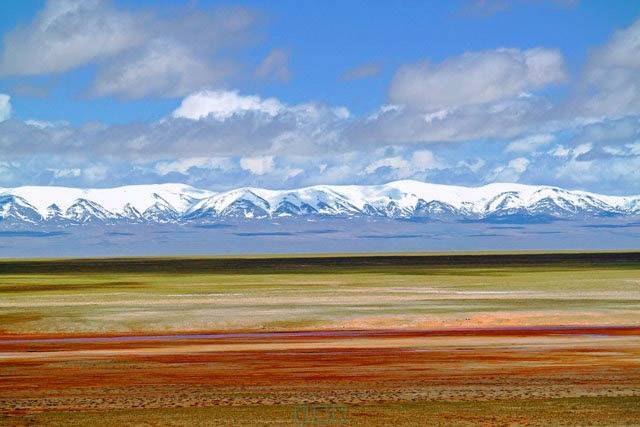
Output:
543,117,640,163
24,119,69,128
154,157,234,176
83,164,109,181
554,158,597,184
172,90,284,120
362,150,441,178
363,156,410,174
456,159,485,174
576,17,640,118
570,117,640,146
0,94,10,121
351,49,568,146
0,161,17,184
0,0,142,76
549,145,571,158
92,6,256,98
487,157,530,182
353,94,553,144
0,90,352,163
49,167,81,178
1,128,638,194
284,167,304,180
628,143,640,156
255,49,291,82
389,48,566,112
240,155,274,175
2,71,637,193
0,0,257,98
512,137,639,192
505,133,555,153
91,40,232,99
572,143,593,158
411,150,441,170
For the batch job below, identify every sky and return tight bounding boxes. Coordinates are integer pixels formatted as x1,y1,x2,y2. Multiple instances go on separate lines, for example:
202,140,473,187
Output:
1,0,640,194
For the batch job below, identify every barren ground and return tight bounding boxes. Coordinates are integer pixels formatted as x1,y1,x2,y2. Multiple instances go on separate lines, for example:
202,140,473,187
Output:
1,253,639,425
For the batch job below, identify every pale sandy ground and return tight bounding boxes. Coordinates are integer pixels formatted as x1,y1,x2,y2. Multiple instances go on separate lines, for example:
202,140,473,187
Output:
2,274,639,334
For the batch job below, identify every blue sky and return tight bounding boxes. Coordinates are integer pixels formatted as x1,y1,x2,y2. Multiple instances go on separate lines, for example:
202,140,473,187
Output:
1,0,640,194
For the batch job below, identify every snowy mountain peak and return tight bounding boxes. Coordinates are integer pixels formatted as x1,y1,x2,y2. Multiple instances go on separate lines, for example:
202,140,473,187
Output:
0,180,638,225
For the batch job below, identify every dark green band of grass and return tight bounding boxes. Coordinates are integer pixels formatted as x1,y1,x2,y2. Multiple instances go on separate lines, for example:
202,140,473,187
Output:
1,251,639,274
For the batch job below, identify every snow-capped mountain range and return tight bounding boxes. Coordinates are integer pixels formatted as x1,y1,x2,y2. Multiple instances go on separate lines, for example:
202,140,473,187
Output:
1,180,639,225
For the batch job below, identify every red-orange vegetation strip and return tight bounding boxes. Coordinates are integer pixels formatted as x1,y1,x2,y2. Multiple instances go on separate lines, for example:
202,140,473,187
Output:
1,324,639,349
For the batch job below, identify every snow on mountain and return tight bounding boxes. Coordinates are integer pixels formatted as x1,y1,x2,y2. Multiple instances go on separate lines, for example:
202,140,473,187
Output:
0,180,638,225
0,184,213,223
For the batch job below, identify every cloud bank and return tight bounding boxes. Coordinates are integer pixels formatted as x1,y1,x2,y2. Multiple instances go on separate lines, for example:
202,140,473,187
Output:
0,1,639,196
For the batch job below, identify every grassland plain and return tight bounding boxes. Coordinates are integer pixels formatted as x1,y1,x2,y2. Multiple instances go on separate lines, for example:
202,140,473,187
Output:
1,252,639,425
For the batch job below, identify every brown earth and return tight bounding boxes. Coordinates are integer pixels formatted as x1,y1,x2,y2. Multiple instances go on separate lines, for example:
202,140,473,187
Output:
1,326,640,425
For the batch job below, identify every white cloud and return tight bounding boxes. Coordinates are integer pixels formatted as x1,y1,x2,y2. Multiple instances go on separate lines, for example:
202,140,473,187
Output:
354,94,552,144
154,157,233,175
92,40,230,99
423,109,449,124
628,142,640,156
550,154,640,190
554,159,596,183
284,167,304,180
0,1,257,99
240,155,275,175
506,133,555,153
546,143,592,160
88,5,255,99
255,49,290,82
50,168,81,178
573,143,593,157
578,17,640,117
487,157,530,182
509,157,530,173
0,90,353,162
0,0,143,76
83,164,108,181
366,104,403,121
0,94,11,122
363,156,409,174
3,4,640,194
549,145,571,157
316,164,353,183
570,117,640,145
389,48,566,112
602,145,625,156
411,150,440,170
0,161,16,183
362,150,440,178
25,119,69,128
172,90,284,120
457,158,486,173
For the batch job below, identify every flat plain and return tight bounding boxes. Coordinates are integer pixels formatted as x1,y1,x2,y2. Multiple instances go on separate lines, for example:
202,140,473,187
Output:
1,252,639,425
